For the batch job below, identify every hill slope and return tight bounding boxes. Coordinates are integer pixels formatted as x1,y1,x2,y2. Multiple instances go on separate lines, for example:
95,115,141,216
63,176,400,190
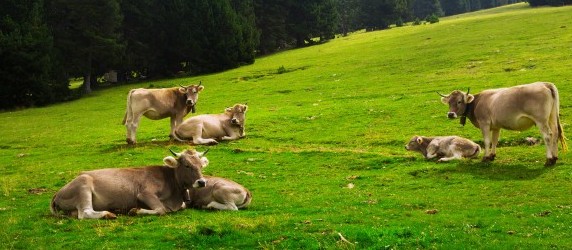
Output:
1,3,571,249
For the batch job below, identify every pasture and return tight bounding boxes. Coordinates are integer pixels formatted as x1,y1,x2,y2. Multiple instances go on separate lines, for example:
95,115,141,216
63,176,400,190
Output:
1,3,572,249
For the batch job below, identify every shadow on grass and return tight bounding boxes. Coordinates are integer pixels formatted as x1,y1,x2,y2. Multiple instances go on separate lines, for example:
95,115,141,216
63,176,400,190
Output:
444,161,551,181
99,139,231,154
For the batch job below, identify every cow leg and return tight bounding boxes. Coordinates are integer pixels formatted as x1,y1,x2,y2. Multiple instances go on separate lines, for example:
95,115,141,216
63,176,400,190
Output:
192,134,218,145
126,113,143,145
437,156,462,162
74,176,117,219
489,129,500,161
481,127,494,162
425,143,439,160
437,149,463,162
129,192,167,216
169,116,182,140
190,125,218,145
206,201,239,211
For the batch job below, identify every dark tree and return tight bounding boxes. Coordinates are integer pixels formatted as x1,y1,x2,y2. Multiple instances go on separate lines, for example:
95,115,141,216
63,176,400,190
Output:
411,0,443,19
335,0,360,36
359,0,400,31
0,0,68,109
46,0,124,93
527,0,571,6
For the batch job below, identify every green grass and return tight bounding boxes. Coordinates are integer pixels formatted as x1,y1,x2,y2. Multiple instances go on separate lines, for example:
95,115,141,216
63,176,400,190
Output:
2,3,572,249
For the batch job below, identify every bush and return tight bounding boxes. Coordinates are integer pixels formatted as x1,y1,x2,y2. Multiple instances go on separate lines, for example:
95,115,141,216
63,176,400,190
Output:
396,18,404,27
413,18,423,26
426,14,440,24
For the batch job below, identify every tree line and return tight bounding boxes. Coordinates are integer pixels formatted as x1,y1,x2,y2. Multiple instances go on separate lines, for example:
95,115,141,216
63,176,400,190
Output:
1,0,555,109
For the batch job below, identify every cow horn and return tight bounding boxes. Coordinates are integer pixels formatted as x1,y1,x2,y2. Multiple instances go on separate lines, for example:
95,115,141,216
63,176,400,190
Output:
198,81,202,87
179,84,186,89
201,148,210,156
436,91,447,98
169,148,180,157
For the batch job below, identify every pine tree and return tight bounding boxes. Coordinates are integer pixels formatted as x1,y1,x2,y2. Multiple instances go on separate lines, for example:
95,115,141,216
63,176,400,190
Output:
46,0,124,93
0,0,68,109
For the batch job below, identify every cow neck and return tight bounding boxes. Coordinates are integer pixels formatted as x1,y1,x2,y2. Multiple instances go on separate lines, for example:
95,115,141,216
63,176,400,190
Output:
460,101,474,126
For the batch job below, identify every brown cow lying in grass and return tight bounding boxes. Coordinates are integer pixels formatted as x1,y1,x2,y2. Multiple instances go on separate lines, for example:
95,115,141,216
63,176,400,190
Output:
50,148,208,219
174,104,248,145
405,135,481,162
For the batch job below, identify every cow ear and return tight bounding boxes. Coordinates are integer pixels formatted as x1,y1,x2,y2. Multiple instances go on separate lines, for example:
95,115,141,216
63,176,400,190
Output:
197,86,204,92
225,107,232,112
416,136,423,144
440,96,449,105
243,105,248,112
178,87,186,94
466,94,475,103
163,156,178,168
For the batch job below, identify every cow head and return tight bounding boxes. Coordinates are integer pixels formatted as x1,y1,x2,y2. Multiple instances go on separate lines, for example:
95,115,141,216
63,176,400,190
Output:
179,82,204,113
438,88,474,119
163,148,209,189
226,103,248,127
405,136,425,151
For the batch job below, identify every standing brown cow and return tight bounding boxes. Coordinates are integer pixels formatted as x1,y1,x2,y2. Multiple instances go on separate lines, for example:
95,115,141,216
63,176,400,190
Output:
439,82,567,166
123,83,204,145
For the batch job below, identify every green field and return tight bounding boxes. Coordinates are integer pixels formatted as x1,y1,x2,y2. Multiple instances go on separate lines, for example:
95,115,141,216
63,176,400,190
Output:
2,3,572,249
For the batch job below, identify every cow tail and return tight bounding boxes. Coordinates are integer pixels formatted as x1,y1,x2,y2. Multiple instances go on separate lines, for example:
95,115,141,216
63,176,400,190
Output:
471,144,481,158
557,116,568,151
548,83,568,151
122,90,134,125
238,190,252,209
172,128,187,142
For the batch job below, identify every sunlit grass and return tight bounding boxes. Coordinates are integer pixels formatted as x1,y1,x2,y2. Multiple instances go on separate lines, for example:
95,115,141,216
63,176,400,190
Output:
1,3,571,249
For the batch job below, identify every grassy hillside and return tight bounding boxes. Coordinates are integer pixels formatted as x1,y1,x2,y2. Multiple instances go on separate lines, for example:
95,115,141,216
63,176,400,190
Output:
2,3,572,249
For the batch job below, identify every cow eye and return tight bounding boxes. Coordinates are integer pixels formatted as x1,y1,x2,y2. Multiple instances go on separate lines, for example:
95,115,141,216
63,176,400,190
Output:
457,101,462,104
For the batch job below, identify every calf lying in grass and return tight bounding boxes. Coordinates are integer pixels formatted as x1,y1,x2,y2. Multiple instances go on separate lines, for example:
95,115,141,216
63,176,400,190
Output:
183,176,251,211
405,135,481,162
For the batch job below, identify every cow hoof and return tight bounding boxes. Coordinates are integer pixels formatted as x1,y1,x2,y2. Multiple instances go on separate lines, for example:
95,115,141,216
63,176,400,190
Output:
103,212,117,219
482,156,495,162
126,138,136,145
544,157,558,167
128,208,139,216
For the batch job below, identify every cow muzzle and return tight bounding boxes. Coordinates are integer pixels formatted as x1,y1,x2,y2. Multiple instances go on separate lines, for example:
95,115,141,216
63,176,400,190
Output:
231,118,239,125
194,178,207,188
447,112,457,119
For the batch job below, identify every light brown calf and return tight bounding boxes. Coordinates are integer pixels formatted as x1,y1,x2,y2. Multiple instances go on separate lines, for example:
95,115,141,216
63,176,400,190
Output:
406,135,481,162
183,176,251,211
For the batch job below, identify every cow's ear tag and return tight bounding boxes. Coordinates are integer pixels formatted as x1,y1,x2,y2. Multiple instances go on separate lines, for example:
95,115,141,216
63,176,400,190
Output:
163,156,178,168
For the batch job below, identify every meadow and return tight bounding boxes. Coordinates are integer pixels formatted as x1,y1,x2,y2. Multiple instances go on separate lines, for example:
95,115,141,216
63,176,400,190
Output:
1,3,572,249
